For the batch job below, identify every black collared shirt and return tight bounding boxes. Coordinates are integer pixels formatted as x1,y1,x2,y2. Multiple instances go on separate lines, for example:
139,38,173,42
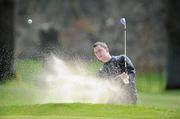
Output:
98,55,136,79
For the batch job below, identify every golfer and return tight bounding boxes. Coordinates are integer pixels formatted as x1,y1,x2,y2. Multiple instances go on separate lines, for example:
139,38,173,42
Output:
93,42,137,104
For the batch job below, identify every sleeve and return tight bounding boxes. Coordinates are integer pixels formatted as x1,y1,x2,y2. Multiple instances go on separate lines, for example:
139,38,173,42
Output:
118,55,136,76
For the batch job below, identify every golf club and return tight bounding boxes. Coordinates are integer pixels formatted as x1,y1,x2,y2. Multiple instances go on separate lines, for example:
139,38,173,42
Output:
119,18,130,84
120,18,127,70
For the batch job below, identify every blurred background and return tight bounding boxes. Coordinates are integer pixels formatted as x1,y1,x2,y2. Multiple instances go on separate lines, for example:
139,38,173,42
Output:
0,0,180,107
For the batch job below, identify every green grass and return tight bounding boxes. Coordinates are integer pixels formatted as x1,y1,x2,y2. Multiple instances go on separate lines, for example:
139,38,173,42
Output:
139,91,180,109
0,103,180,119
16,59,43,80
0,81,40,106
136,72,166,93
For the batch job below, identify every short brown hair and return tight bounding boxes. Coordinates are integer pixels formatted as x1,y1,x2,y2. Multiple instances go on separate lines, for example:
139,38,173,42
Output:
93,42,108,49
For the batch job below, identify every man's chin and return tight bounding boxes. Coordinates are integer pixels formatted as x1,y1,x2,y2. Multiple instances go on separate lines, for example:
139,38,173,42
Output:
98,59,104,62
101,59,107,63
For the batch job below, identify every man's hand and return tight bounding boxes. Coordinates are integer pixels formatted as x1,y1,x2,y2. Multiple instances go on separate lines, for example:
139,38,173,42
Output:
115,72,129,84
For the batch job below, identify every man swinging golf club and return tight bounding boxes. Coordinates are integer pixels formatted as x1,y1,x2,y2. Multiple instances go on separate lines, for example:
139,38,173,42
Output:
93,18,137,104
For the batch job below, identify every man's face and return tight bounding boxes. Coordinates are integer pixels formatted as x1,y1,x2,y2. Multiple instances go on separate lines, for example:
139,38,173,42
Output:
94,45,109,62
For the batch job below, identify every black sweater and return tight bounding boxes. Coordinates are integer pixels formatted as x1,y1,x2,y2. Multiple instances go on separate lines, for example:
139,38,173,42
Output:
98,55,136,79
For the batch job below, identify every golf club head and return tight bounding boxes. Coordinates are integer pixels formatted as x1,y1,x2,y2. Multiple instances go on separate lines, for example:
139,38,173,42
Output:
120,18,126,26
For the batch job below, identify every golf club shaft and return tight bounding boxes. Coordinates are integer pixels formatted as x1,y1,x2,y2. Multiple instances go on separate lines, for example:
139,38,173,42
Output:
120,18,127,71
124,25,127,69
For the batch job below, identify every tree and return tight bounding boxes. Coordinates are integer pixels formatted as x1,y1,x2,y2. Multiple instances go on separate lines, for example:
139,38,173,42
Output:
0,0,15,81
39,26,60,55
166,0,180,89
